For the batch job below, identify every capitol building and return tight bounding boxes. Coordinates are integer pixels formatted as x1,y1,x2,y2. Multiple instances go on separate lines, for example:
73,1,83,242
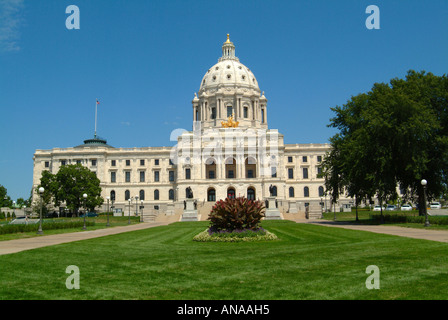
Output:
33,35,345,220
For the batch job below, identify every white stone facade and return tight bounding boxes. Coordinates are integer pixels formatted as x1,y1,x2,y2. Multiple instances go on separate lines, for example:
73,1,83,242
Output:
32,35,342,217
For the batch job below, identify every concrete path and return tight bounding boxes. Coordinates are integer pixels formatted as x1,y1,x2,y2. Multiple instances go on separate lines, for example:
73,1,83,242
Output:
0,222,170,256
293,219,448,243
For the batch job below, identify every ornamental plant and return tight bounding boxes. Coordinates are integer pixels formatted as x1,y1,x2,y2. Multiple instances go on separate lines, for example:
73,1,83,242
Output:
208,196,265,233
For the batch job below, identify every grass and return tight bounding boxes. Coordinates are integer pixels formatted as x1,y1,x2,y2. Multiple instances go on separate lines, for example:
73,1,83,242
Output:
0,220,447,300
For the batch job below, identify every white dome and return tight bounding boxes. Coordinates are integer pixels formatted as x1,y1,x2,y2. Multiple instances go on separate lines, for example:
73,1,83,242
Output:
199,59,260,93
198,35,260,95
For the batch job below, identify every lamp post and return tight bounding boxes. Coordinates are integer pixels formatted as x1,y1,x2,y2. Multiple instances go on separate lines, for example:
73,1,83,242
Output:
106,196,110,227
421,179,430,227
37,187,44,234
128,198,132,224
12,201,15,218
140,200,144,222
82,193,87,230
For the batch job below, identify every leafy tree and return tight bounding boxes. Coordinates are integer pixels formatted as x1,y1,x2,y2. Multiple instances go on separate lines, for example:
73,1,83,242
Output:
324,70,448,218
38,164,103,215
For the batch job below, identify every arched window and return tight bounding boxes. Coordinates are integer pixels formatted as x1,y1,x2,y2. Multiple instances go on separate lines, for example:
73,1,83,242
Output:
169,189,174,200
227,187,236,199
154,189,159,200
110,190,116,201
247,187,255,200
289,187,295,198
125,190,130,201
207,188,216,202
318,186,324,197
304,187,309,198
139,189,145,201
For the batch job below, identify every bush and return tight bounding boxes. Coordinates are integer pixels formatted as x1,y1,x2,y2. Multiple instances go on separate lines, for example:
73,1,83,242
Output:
0,220,95,235
208,196,265,233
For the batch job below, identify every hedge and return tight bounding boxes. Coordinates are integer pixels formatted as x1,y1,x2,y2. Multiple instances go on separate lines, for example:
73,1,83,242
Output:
372,213,448,225
0,220,95,235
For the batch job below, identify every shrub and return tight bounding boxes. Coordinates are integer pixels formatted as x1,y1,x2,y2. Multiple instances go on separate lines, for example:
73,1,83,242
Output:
208,196,265,233
0,220,95,235
372,213,448,225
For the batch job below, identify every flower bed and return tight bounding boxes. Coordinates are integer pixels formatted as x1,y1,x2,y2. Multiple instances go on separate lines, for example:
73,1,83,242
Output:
193,227,278,242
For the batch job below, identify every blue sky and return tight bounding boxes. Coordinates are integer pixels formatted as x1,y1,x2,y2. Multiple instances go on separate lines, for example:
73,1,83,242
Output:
0,0,447,201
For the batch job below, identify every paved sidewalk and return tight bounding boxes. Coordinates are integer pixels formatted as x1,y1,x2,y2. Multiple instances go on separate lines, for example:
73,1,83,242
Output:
0,222,170,256
292,219,448,243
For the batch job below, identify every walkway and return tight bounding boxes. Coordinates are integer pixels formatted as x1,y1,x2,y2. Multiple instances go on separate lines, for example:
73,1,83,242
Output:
0,221,170,255
293,219,448,243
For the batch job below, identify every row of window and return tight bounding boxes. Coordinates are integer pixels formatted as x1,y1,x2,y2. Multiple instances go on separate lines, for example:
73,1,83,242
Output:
110,189,175,201
287,155,322,163
287,167,322,179
109,185,325,203
111,170,175,183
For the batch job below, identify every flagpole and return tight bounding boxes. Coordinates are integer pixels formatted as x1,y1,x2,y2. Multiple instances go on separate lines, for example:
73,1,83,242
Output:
94,99,98,138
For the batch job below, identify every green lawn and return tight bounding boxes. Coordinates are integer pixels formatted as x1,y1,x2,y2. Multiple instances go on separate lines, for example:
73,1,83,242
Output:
1,220,447,300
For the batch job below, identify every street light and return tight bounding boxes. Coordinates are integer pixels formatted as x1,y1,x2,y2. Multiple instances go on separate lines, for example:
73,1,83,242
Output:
106,196,110,227
82,193,88,230
421,179,430,227
37,187,44,234
128,198,132,224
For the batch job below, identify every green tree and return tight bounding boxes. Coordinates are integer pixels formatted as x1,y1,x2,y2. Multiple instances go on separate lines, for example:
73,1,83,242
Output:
38,164,103,215
324,70,448,218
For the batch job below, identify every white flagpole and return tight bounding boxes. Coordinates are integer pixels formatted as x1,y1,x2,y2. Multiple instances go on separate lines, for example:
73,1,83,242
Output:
94,99,98,138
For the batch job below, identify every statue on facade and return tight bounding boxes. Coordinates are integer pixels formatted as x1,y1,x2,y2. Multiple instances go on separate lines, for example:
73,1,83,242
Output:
269,184,274,197
186,187,194,199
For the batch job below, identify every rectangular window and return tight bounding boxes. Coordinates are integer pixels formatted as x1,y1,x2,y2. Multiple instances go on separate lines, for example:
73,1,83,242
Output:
317,167,322,176
209,170,215,179
169,159,174,165
227,170,234,179
154,171,159,182
303,168,309,179
125,171,131,183
76,160,82,164
227,106,233,117
261,109,265,123
140,159,145,166
140,171,145,182
271,167,277,178
91,159,97,166
169,171,175,182
111,160,116,167
288,156,293,163
111,172,116,183
244,107,248,118
247,170,254,178
61,160,66,166
211,107,216,119
155,159,159,165
126,160,130,166
45,161,49,168
302,156,308,163
185,168,191,180
317,155,322,162
288,168,294,179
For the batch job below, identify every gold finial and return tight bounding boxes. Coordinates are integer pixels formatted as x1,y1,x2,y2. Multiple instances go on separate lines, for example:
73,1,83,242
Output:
226,34,230,43
221,113,239,128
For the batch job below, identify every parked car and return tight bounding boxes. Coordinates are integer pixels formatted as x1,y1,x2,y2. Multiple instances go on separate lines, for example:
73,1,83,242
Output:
386,205,397,211
430,202,442,209
79,212,98,218
400,204,412,211
373,205,385,211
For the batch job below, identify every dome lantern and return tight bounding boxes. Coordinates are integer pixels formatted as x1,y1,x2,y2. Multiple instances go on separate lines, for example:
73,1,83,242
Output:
219,34,239,62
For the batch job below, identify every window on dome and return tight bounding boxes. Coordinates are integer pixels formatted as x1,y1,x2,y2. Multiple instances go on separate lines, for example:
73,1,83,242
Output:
242,75,246,80
244,107,248,118
227,74,231,80
211,107,216,119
